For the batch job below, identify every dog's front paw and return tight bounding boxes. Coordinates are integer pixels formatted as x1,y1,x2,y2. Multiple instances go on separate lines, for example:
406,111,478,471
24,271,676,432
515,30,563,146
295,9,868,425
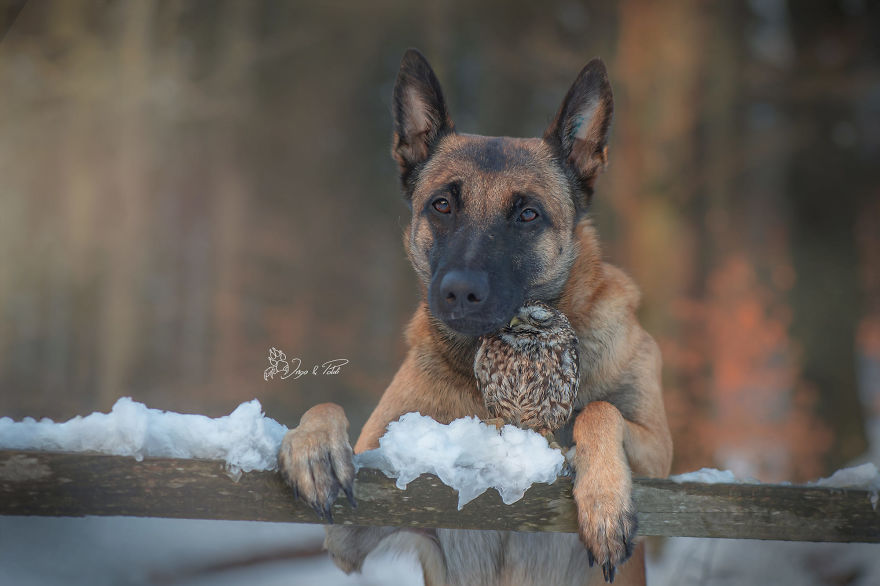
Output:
278,403,356,522
572,455,637,583
570,401,638,583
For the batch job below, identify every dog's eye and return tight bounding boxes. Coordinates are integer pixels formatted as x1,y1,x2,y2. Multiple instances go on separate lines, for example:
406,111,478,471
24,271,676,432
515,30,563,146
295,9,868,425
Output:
519,208,538,222
432,198,451,214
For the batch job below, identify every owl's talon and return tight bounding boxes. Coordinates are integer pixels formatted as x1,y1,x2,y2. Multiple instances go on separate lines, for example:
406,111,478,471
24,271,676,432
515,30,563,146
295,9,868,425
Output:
541,431,566,453
482,417,506,431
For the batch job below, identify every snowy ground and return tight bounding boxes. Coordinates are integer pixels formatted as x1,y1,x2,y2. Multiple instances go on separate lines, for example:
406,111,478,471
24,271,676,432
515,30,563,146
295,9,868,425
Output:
3,516,878,586
646,537,880,586
0,516,424,586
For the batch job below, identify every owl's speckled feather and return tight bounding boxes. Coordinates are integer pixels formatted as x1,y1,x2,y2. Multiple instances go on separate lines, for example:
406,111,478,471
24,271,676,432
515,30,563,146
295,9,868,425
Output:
474,302,579,434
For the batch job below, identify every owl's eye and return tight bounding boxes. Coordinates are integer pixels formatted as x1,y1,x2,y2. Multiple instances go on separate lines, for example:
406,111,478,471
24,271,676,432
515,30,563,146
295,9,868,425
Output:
529,308,551,322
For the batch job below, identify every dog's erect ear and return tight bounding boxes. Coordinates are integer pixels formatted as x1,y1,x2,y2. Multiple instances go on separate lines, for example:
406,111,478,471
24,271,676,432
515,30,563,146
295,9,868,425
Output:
392,49,454,195
544,59,613,205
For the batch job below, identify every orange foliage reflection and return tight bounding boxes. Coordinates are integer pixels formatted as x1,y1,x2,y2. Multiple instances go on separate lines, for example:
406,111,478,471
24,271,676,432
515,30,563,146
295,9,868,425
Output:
663,255,832,482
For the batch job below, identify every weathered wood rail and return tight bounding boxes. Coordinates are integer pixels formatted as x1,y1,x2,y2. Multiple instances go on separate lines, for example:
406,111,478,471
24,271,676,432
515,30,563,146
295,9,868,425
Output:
1,449,878,543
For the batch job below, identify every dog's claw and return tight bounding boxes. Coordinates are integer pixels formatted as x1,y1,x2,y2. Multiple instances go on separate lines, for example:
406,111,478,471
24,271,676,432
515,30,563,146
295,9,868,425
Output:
323,501,335,524
602,563,616,583
343,484,357,508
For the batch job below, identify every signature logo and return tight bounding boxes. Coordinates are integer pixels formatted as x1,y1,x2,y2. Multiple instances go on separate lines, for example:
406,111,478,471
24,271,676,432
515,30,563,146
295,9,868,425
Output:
263,347,349,381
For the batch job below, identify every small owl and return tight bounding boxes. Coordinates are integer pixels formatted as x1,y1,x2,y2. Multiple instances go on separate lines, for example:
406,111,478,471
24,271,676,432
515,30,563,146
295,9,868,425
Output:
474,301,580,436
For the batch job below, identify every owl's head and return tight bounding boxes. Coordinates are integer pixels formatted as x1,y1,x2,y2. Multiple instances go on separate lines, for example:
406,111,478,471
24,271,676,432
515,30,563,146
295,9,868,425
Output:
505,301,571,337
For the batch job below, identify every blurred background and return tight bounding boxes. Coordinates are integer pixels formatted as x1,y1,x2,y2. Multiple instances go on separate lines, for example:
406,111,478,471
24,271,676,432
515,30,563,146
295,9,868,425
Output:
1,0,879,584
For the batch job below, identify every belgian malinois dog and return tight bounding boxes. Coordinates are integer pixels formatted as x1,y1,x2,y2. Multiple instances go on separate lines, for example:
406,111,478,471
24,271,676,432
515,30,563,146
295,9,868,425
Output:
279,49,673,586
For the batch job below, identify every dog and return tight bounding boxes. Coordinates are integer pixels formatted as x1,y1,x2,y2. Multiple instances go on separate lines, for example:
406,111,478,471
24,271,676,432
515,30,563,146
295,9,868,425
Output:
278,49,673,586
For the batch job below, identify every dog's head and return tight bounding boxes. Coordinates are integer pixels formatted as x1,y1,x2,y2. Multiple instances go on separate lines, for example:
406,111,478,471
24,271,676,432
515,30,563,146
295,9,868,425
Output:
392,49,613,337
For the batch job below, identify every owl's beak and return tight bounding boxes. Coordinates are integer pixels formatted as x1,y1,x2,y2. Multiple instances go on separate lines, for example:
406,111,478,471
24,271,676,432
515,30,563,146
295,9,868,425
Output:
508,316,522,328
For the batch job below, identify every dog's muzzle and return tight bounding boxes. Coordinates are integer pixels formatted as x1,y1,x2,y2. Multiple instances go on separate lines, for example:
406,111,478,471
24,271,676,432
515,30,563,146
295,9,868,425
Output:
429,268,518,336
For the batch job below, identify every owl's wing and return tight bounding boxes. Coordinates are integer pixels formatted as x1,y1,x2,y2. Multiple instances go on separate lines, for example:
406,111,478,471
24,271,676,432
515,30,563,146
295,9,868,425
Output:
473,344,487,386
563,342,580,397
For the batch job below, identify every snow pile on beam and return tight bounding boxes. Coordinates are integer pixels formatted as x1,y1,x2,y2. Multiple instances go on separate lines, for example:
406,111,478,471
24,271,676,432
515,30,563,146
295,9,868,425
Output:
671,464,880,510
0,398,288,477
813,463,880,510
669,468,757,484
355,413,564,509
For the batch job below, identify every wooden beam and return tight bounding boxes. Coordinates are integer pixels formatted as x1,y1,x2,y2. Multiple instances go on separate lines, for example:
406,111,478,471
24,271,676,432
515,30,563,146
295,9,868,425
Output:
1,450,877,542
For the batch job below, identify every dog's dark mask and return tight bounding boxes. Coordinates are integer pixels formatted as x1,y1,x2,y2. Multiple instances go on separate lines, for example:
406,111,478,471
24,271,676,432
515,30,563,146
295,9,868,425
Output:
425,211,529,337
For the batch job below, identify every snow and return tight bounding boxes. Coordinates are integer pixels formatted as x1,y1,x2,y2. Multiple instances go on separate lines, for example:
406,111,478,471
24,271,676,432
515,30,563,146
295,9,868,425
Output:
670,464,880,507
669,467,751,484
0,400,562,504
0,397,288,478
8,398,877,511
354,412,565,508
811,462,880,510
669,464,880,509
812,462,880,489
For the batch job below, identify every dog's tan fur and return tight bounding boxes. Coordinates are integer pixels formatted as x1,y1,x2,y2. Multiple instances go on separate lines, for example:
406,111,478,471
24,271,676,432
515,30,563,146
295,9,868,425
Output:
279,50,672,585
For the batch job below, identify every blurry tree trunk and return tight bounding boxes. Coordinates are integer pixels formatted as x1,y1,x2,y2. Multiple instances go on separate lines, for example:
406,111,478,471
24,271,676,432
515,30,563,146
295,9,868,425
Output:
612,0,706,333
56,2,101,410
612,0,709,468
97,0,152,406
0,0,26,42
785,3,868,471
210,0,253,397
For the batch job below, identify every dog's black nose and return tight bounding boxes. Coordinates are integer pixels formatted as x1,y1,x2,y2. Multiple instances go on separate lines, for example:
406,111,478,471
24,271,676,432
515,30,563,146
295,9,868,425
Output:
439,270,489,312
